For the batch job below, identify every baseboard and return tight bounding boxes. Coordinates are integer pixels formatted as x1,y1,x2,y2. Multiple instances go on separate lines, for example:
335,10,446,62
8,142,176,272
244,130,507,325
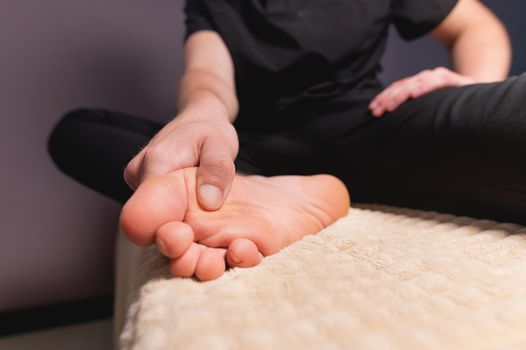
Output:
0,295,113,337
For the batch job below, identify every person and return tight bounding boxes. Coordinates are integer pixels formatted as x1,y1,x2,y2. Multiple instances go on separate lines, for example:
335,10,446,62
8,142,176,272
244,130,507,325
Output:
48,0,525,281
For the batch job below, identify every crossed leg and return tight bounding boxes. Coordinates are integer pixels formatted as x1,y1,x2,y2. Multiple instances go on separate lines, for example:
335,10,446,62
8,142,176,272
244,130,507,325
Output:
48,109,351,281
322,72,526,226
52,72,526,282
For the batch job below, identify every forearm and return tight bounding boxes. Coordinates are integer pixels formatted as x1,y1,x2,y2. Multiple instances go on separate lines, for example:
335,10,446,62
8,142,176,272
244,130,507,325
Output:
450,19,511,83
175,69,239,124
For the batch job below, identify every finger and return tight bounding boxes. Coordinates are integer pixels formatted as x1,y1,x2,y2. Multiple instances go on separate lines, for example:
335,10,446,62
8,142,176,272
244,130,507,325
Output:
369,85,396,110
370,98,387,117
369,78,408,108
408,77,429,99
383,86,412,112
370,80,411,117
370,91,391,117
369,95,381,110
377,81,416,114
404,69,445,100
196,137,237,211
369,98,385,117
123,150,146,190
369,82,396,109
410,79,438,99
139,143,197,183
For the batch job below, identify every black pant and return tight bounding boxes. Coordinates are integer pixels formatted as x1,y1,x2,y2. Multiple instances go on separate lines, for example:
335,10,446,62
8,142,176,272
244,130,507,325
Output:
48,73,526,226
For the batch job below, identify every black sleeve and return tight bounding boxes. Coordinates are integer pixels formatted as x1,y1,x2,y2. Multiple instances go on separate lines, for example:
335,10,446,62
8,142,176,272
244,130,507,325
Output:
390,0,459,40
184,0,216,41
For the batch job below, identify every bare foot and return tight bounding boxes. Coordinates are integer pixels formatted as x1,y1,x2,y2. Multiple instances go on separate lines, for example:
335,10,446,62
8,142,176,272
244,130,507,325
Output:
120,167,350,281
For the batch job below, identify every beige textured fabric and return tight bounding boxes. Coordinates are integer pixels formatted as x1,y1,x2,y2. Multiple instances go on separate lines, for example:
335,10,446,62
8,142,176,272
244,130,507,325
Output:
116,204,526,350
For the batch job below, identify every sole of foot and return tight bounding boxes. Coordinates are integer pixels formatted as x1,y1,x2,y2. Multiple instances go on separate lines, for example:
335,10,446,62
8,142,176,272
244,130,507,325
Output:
120,167,350,281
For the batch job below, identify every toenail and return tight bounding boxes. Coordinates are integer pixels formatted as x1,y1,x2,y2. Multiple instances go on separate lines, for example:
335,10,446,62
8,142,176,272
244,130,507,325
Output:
156,237,169,257
229,251,241,264
199,184,222,208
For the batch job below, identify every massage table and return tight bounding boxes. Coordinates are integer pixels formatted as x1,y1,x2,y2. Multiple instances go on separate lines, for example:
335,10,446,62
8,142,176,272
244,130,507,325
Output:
114,204,526,349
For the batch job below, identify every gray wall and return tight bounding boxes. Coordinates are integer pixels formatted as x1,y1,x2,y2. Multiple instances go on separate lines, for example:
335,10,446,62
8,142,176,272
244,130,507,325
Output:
1,1,525,312
0,1,185,311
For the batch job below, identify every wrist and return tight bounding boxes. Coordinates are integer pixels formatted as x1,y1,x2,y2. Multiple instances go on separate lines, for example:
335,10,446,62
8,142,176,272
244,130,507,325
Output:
176,90,233,124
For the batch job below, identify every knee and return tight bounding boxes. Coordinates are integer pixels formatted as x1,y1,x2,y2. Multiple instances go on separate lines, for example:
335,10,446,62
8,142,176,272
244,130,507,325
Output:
47,108,98,169
505,73,526,108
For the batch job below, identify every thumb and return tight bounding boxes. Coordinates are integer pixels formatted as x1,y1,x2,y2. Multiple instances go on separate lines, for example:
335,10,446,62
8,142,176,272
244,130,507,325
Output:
196,138,236,211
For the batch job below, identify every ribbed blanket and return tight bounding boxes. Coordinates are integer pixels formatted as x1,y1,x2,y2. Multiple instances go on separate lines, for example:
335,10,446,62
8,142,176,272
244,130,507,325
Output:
115,204,526,350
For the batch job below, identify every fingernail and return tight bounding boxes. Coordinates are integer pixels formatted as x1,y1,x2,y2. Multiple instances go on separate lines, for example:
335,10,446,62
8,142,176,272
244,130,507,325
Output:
156,237,169,256
199,184,222,208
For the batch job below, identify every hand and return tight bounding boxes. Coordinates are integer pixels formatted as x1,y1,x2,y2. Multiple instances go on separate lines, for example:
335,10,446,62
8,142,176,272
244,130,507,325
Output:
124,117,239,211
369,67,476,117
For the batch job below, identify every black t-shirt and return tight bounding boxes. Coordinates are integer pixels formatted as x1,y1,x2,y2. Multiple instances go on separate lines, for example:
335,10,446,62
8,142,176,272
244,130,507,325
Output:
184,0,458,131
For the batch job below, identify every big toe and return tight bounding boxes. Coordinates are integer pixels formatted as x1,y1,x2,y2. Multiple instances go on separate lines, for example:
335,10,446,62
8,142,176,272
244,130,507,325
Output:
226,238,263,268
195,247,226,281
120,173,188,246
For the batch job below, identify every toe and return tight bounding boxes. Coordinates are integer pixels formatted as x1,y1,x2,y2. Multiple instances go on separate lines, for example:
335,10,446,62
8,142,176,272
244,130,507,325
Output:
226,238,263,268
169,243,204,278
156,221,194,258
120,173,188,246
195,247,226,281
